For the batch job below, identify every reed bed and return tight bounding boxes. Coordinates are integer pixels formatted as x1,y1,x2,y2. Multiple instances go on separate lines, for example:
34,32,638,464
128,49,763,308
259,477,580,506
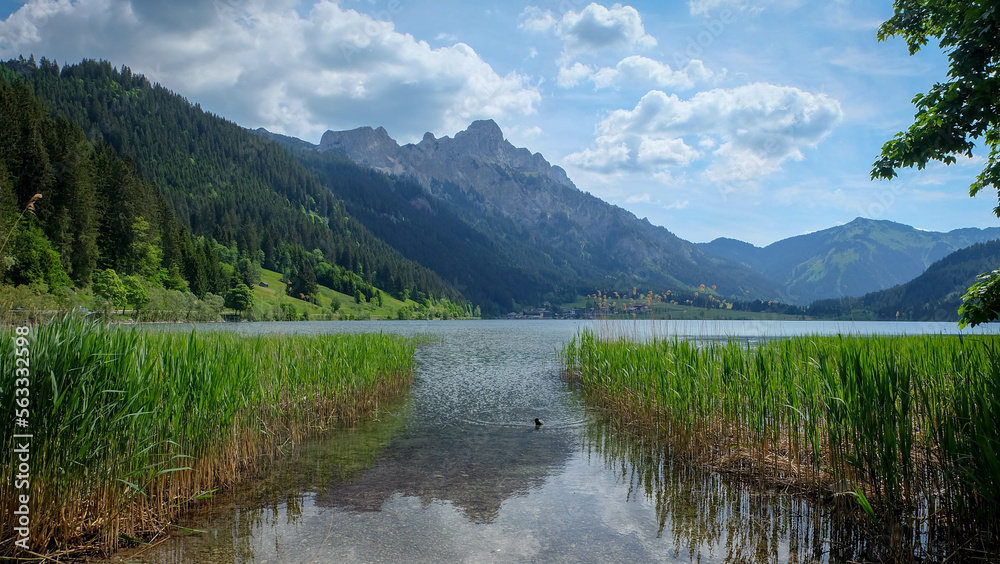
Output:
0,315,415,558
563,329,1000,555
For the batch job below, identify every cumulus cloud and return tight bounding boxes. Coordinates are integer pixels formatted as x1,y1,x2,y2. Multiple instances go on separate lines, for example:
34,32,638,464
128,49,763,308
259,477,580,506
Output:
557,56,717,91
521,3,656,62
518,5,557,32
591,56,716,89
557,61,593,88
0,0,540,142
566,83,842,183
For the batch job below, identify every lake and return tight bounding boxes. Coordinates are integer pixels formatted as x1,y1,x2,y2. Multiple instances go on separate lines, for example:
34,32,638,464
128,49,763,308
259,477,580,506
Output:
105,320,996,563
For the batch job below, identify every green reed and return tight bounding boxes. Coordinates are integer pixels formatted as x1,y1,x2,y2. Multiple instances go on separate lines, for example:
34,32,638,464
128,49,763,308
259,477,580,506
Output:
563,329,1000,546
0,315,415,557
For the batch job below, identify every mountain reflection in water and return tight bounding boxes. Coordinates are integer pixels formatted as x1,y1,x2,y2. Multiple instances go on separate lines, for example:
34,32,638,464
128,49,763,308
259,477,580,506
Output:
107,320,981,563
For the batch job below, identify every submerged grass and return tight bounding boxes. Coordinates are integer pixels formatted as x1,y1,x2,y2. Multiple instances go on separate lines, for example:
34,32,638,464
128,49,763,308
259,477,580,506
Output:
0,315,415,558
563,328,1000,557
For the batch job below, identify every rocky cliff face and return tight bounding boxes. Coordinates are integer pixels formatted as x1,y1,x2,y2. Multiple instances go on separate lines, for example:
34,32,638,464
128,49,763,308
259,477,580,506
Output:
320,119,574,190
318,120,782,300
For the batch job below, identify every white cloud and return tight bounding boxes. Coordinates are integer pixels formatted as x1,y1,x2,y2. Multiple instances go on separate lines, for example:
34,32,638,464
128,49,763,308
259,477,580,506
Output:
626,193,650,203
556,56,718,91
564,142,631,173
591,56,716,90
557,61,593,88
637,136,700,167
522,3,656,63
567,83,842,183
518,5,557,33
0,0,541,142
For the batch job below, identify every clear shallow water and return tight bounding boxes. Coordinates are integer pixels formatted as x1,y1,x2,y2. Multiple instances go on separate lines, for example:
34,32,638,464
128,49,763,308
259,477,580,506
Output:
104,320,996,563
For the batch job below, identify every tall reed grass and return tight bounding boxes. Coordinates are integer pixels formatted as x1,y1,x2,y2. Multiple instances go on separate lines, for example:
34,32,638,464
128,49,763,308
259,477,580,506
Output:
0,315,415,558
563,328,999,556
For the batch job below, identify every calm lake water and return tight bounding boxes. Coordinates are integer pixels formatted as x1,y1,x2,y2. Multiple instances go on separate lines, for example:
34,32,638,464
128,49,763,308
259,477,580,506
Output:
104,320,996,563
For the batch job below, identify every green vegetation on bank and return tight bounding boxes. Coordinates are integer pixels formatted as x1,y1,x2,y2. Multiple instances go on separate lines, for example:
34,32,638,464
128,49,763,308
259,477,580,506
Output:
0,265,477,324
564,290,807,321
563,329,999,557
248,268,477,321
0,315,416,558
0,56,463,321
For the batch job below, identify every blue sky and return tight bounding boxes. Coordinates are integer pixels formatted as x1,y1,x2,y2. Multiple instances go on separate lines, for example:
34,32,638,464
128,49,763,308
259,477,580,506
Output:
0,0,994,246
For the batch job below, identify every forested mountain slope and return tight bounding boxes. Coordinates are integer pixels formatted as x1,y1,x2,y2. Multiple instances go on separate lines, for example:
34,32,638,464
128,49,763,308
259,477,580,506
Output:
807,239,1000,321
2,57,459,303
307,120,783,307
0,64,187,290
700,217,1000,304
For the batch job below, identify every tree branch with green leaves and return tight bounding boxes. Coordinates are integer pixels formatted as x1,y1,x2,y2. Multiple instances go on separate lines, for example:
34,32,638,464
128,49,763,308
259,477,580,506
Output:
872,0,1000,327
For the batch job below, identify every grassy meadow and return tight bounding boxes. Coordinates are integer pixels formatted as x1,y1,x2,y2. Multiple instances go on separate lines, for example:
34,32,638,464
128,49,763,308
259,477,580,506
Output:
0,315,416,558
248,268,413,320
563,328,1000,554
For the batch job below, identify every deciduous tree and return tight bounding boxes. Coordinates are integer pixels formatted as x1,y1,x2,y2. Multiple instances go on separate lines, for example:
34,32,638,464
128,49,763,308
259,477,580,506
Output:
224,283,254,316
92,268,126,312
871,1,1000,327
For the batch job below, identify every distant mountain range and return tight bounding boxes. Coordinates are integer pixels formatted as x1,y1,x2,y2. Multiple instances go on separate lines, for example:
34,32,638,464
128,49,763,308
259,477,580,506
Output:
273,121,1000,311
9,55,993,317
264,120,784,312
698,218,1000,305
808,239,1000,321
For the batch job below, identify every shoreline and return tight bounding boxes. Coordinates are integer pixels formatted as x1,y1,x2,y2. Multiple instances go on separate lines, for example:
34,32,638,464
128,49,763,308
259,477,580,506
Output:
562,329,1000,560
1,316,416,560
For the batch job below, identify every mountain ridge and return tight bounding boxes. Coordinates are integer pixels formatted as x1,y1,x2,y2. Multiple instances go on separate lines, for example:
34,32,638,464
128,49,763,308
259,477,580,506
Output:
699,217,1000,304
318,119,577,190
312,119,785,305
807,239,1000,321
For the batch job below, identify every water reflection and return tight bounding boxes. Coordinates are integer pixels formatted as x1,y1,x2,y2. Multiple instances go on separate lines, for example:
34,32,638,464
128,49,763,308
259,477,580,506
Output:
105,320,973,563
315,422,575,523
580,412,906,563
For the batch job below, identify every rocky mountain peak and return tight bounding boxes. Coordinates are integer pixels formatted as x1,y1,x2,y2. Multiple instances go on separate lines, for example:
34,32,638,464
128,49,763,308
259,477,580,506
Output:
318,119,575,189
453,119,505,156
320,125,398,156
318,125,402,172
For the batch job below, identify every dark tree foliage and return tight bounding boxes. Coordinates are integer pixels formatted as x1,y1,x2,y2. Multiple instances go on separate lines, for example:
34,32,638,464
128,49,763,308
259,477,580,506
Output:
3,57,460,304
0,69,186,287
870,1,1000,326
285,245,318,301
224,283,254,314
872,1,1000,208
957,267,1000,327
